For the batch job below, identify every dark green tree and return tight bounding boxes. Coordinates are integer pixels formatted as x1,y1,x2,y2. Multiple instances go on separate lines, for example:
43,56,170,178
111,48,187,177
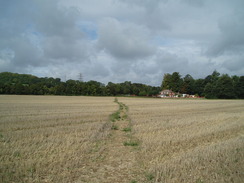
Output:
204,82,217,99
171,72,183,92
215,74,236,99
236,76,244,99
161,73,171,89
194,79,205,96
181,74,195,94
203,70,221,98
106,82,118,96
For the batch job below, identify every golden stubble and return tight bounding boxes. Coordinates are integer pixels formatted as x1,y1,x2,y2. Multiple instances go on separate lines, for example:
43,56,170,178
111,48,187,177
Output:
0,96,244,183
119,98,244,183
0,95,116,182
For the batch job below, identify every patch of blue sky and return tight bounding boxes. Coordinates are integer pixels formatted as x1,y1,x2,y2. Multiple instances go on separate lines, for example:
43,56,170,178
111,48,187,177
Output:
151,36,174,46
76,21,98,40
23,24,43,50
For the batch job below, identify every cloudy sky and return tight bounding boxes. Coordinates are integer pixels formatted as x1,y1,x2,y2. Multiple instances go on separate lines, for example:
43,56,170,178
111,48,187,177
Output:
0,0,243,85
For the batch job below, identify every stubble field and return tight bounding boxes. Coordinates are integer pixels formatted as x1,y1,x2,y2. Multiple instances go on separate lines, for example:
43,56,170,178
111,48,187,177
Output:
0,95,243,183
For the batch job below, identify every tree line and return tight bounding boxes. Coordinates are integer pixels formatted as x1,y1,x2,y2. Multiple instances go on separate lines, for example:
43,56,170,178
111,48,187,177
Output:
0,71,243,98
0,72,160,96
161,71,244,99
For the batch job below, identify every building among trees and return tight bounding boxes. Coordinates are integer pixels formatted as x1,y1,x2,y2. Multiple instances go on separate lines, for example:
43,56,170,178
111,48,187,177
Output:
158,89,177,98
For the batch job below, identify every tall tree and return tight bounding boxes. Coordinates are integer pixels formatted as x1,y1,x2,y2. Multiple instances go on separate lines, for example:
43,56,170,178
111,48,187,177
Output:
181,74,195,94
203,70,221,98
234,76,244,99
204,82,217,99
161,73,172,89
215,74,236,99
171,72,182,92
194,79,205,96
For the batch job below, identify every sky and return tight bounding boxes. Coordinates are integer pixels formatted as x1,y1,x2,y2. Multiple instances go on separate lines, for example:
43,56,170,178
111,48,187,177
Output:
0,0,244,86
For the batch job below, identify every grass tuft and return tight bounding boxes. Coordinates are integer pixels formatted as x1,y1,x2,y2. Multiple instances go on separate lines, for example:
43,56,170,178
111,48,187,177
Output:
123,141,139,146
122,127,132,132
13,151,21,157
146,173,154,181
196,178,204,183
111,125,119,130
110,111,120,122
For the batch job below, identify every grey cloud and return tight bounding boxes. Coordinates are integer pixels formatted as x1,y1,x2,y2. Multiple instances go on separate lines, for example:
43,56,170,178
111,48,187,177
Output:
34,0,81,38
205,1,244,57
181,0,205,7
221,57,244,72
0,0,34,38
110,60,132,75
1,0,244,86
91,64,110,77
0,0,89,74
97,18,155,59
139,8,171,32
42,36,89,62
11,38,43,67
120,0,164,11
0,35,44,70
34,0,88,62
109,50,190,85
122,0,204,9
154,50,189,72
84,61,110,78
119,0,171,31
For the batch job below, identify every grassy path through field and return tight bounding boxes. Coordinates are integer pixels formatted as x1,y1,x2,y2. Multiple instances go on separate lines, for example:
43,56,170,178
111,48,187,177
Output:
79,98,145,183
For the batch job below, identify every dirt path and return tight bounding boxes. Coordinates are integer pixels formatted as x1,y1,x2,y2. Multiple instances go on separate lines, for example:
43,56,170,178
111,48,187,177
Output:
78,98,146,183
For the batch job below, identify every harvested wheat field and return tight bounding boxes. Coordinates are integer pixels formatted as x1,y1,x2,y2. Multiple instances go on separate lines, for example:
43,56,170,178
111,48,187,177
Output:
0,96,244,183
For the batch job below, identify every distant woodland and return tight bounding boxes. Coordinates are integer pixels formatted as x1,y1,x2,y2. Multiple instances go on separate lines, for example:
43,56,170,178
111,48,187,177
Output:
0,71,243,99
0,72,160,97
